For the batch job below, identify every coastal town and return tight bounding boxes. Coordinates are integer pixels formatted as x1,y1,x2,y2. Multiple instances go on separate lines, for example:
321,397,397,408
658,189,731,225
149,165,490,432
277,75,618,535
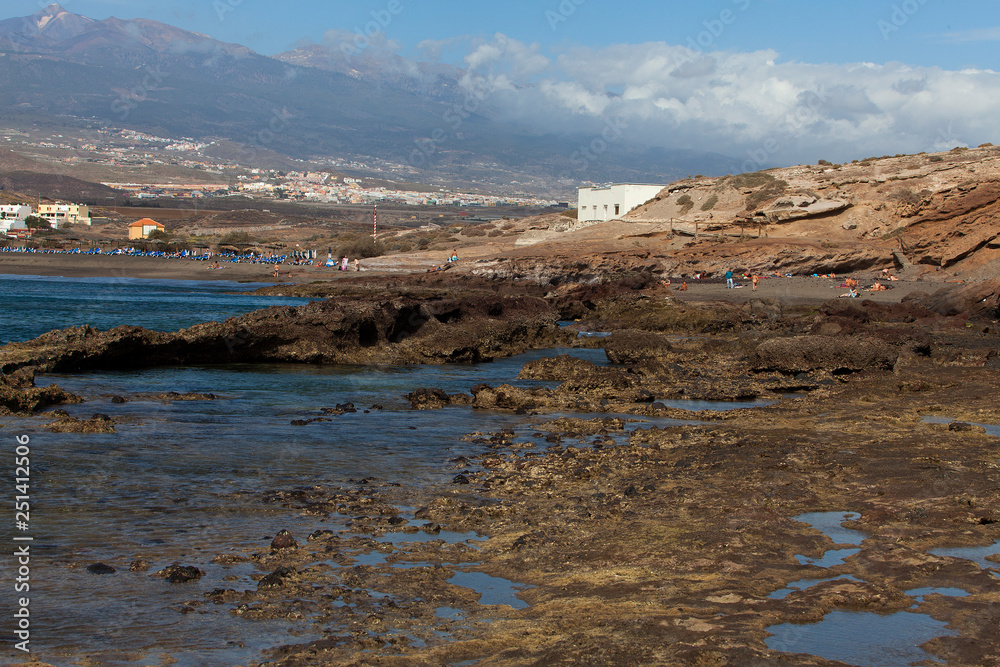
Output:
2,126,562,208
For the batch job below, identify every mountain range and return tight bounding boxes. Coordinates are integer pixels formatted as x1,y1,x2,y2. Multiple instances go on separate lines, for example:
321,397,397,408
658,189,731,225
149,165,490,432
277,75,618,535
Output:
0,4,743,195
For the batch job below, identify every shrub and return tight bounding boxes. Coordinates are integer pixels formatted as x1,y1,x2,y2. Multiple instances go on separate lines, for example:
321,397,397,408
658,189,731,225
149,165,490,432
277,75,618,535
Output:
889,188,921,206
488,229,504,237
928,155,943,162
744,179,789,211
728,171,777,189
677,194,694,214
219,231,257,245
336,236,385,258
461,227,487,237
561,208,578,218
24,215,50,229
818,159,833,166
700,195,719,211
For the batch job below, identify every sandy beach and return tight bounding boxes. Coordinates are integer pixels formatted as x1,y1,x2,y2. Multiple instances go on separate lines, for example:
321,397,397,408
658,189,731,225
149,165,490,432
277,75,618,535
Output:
1,252,949,306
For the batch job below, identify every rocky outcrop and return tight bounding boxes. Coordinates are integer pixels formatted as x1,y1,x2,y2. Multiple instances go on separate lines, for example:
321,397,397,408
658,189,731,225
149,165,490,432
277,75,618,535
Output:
757,195,850,223
0,295,567,375
749,335,898,373
0,366,81,415
915,277,1000,320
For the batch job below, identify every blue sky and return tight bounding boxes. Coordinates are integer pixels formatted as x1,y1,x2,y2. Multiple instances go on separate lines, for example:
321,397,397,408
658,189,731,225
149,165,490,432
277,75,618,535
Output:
5,0,997,69
4,1,1000,166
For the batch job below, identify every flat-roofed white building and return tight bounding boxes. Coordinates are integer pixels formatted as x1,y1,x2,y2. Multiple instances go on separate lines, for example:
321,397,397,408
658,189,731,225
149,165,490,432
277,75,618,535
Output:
38,203,91,228
578,184,665,222
0,205,32,231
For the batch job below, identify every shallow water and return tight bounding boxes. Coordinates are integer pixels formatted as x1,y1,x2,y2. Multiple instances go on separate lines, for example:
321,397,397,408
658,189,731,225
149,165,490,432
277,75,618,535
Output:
928,540,1000,571
765,610,956,666
768,575,861,600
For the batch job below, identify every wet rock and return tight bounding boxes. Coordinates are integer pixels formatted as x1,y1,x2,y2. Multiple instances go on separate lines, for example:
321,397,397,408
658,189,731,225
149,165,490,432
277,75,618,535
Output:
308,529,335,541
158,565,204,583
452,474,470,485
257,566,296,591
405,388,451,410
129,558,151,572
518,354,596,380
46,413,116,433
86,563,116,575
270,529,298,550
110,395,128,404
0,370,81,416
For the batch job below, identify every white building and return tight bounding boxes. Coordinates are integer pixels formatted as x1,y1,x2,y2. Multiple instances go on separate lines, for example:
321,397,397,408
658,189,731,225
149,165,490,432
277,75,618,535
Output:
578,184,666,222
0,205,32,231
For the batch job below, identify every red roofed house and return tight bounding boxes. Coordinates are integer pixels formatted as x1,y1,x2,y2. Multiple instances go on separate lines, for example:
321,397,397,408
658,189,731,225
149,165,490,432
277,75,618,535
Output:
128,218,165,240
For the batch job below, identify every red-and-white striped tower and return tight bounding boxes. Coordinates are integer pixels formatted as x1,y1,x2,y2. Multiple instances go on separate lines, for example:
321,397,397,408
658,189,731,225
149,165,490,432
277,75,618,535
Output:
373,204,378,242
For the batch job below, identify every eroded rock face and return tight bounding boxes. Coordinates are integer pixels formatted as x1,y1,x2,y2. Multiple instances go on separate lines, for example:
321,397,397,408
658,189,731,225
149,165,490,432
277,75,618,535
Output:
760,196,851,223
749,335,898,373
916,277,1000,320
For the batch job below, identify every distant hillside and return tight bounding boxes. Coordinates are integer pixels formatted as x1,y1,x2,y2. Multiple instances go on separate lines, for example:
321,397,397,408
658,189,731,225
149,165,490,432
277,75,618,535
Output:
0,170,119,202
0,5,744,194
0,149,46,173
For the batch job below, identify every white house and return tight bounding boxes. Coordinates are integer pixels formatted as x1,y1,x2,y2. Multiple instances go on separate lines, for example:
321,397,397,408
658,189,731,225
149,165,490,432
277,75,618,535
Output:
578,184,666,222
0,205,32,232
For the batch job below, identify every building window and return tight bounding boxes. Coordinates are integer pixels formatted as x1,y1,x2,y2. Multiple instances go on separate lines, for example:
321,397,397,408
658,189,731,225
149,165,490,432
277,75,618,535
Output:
614,204,620,215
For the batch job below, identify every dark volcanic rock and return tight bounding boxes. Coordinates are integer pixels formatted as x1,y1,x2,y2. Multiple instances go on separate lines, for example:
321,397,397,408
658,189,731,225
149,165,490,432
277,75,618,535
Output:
257,566,296,591
270,529,298,550
749,335,898,373
159,565,204,583
86,563,116,575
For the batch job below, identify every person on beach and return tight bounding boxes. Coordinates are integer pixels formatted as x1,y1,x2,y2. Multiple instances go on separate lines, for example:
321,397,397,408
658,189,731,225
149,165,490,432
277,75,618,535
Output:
725,269,734,289
273,265,279,278
341,256,348,271
678,281,688,291
354,258,360,271
752,274,759,291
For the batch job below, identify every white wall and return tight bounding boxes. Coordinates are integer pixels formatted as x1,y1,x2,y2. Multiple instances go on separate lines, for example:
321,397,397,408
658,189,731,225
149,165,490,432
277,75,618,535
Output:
0,205,31,221
578,184,665,222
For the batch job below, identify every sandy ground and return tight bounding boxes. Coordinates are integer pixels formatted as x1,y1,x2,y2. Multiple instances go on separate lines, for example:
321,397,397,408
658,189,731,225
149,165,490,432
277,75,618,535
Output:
1,253,323,284
1,252,950,305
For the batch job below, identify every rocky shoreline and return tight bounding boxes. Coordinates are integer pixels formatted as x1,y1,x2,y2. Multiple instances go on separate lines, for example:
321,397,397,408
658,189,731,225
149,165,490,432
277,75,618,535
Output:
3,272,999,666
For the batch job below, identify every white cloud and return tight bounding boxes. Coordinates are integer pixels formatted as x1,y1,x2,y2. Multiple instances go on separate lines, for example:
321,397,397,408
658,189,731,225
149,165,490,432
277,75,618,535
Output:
448,36,1000,165
941,27,1000,43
